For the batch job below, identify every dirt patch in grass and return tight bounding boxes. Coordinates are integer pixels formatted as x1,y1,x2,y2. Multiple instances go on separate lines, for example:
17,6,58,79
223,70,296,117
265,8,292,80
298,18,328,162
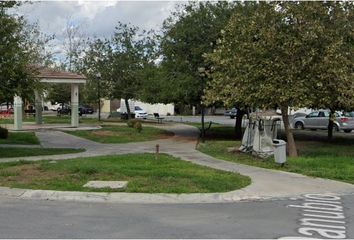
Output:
67,125,175,144
91,131,119,137
1,164,64,185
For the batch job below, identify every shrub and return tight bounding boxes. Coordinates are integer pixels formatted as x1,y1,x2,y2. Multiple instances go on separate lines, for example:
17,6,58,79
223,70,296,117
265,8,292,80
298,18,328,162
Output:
127,119,141,128
134,121,143,133
0,127,8,139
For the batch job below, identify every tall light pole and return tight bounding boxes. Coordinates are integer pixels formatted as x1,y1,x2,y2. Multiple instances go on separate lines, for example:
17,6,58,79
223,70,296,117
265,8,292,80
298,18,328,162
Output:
96,72,101,121
198,67,206,142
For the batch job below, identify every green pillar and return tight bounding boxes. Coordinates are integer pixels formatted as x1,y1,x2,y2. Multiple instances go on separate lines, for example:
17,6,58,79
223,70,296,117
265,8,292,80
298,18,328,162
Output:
34,90,43,125
71,84,79,127
13,95,23,130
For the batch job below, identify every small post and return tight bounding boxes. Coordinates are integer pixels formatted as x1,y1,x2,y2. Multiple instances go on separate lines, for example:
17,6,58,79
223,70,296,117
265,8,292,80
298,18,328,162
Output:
155,144,160,160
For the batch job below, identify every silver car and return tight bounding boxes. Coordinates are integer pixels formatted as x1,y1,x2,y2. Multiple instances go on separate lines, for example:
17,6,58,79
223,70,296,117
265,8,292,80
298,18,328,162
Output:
293,110,354,133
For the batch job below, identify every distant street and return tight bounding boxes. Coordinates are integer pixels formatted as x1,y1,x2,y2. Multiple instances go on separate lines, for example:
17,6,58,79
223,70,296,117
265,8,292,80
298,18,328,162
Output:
0,194,353,238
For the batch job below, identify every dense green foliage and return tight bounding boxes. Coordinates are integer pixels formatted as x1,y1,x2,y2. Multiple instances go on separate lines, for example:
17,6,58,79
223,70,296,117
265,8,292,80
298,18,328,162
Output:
204,2,354,155
80,22,156,114
155,2,236,106
0,2,39,102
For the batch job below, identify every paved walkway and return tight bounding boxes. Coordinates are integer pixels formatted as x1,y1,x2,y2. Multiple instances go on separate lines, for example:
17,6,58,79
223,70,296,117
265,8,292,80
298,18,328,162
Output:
0,123,353,203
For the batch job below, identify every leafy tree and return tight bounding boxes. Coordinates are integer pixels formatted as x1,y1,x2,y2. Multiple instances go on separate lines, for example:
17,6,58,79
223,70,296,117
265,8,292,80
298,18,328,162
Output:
302,2,354,139
159,1,236,104
156,1,236,136
79,38,110,108
46,83,71,105
0,1,39,103
205,2,354,157
80,23,155,117
107,23,155,118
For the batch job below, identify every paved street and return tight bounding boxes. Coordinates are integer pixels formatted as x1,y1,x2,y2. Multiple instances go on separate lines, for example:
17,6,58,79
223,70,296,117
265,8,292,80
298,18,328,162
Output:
0,194,353,238
1,123,353,238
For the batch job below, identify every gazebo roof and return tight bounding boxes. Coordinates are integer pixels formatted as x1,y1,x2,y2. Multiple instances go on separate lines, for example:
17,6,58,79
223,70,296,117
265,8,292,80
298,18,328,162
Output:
36,66,86,84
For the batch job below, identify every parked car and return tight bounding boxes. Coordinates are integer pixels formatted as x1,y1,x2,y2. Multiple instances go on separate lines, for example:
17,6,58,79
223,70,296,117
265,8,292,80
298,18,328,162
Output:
57,104,71,115
224,108,237,119
79,105,94,114
343,111,354,117
117,105,147,119
293,110,354,133
133,106,148,119
50,102,63,111
0,102,13,113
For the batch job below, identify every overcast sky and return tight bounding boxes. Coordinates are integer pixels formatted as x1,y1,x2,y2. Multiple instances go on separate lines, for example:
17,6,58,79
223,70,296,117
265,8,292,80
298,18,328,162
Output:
14,1,179,62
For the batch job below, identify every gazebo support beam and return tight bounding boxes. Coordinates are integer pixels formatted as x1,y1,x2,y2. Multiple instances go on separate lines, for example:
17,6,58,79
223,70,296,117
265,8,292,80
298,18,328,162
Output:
13,95,23,131
71,84,79,127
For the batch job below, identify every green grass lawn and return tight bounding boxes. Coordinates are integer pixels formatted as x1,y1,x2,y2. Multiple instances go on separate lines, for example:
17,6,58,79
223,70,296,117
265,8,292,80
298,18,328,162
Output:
192,123,354,184
198,138,354,185
0,132,39,145
66,125,174,143
0,148,84,158
0,153,251,193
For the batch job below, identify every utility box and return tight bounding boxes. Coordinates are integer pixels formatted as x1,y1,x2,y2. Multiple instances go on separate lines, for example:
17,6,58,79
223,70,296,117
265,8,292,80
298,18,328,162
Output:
272,139,287,165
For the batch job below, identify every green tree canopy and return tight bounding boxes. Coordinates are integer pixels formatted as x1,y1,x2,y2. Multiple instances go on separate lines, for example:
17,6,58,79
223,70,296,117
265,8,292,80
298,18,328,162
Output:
205,2,353,156
80,22,156,117
0,1,39,102
157,1,236,105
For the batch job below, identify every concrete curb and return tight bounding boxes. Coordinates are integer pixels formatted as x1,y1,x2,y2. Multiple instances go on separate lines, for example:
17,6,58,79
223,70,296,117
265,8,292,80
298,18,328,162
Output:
1,187,353,204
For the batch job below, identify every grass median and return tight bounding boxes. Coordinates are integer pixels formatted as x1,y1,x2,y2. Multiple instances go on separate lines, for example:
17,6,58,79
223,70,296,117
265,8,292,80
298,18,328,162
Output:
198,137,354,185
0,153,251,193
0,148,84,158
0,132,39,145
66,125,174,143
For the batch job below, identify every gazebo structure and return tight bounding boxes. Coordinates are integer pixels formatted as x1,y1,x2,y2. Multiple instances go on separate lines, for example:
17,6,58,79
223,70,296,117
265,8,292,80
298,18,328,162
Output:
13,67,87,130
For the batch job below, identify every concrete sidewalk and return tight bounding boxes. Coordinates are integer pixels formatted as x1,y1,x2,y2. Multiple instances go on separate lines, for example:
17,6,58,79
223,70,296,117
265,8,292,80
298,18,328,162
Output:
0,123,353,203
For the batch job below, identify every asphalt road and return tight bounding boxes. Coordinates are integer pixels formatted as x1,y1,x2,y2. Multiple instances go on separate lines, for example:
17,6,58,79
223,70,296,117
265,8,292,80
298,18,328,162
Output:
0,194,353,239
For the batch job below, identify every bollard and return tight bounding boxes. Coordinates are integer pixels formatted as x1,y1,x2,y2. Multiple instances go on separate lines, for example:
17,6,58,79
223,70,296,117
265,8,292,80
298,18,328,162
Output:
155,144,160,160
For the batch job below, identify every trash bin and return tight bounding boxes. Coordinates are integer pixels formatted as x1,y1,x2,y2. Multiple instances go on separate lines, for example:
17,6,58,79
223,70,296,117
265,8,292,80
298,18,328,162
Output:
272,139,287,165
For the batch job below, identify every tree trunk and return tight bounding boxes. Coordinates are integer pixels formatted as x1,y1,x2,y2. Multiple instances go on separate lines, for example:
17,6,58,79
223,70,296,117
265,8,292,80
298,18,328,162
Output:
200,104,205,142
281,106,298,157
234,108,246,140
125,98,132,120
327,109,335,140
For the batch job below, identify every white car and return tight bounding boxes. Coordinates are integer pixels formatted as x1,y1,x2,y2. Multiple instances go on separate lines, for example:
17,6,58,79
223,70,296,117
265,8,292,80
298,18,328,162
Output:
133,106,148,119
117,106,148,119
50,102,63,111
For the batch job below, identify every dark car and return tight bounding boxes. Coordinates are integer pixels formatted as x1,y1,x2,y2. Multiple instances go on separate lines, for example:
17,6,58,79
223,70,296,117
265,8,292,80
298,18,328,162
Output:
79,105,94,115
224,108,237,119
57,104,71,116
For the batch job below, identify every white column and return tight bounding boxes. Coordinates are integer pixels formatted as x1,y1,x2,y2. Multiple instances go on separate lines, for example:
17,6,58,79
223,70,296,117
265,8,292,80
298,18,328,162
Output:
71,84,79,127
13,95,23,130
34,90,43,125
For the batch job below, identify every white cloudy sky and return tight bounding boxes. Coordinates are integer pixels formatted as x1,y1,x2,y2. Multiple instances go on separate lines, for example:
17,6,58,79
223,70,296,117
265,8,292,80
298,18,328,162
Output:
13,0,180,62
